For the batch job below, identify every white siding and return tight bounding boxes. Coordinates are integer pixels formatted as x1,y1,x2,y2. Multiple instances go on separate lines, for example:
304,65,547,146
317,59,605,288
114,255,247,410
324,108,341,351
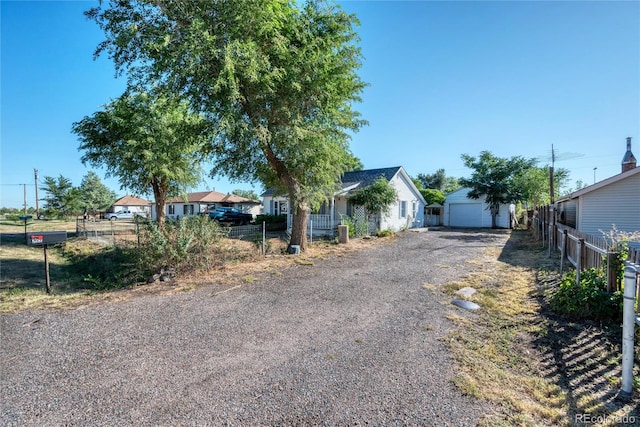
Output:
444,188,510,228
379,172,425,231
578,172,640,235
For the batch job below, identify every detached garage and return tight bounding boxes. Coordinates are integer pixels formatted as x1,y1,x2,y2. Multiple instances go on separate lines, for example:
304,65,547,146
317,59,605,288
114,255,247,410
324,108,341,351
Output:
443,188,511,228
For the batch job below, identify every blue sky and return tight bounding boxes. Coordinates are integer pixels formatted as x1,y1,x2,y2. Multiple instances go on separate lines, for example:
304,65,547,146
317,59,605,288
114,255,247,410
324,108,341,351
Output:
2,1,639,209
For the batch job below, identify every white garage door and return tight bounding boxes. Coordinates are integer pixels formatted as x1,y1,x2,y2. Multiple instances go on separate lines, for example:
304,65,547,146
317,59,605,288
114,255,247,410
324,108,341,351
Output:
449,203,483,227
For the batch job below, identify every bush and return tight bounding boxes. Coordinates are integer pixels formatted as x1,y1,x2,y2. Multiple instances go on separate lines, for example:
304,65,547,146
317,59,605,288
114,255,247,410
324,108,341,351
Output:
549,268,622,321
376,229,395,238
256,214,286,231
339,214,368,238
137,215,229,274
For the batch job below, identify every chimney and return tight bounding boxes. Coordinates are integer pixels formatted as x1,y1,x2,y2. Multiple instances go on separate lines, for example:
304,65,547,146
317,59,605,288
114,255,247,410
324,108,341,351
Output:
622,137,637,172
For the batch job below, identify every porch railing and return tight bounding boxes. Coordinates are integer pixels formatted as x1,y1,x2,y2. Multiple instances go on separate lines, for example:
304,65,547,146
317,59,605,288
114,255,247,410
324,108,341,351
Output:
286,214,339,231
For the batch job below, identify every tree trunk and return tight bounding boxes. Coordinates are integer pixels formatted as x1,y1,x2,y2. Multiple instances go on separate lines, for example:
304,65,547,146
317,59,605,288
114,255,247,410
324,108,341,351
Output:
261,140,309,251
290,203,309,252
152,180,168,230
490,205,499,228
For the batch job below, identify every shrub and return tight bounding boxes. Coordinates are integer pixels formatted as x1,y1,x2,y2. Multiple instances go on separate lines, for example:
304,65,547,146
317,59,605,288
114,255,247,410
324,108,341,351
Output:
339,214,368,238
256,214,286,230
137,215,229,275
549,268,622,321
376,229,395,238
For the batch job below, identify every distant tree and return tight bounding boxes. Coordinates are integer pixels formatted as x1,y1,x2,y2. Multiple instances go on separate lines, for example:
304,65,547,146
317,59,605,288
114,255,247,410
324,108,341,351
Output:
513,166,570,208
72,92,210,229
232,189,260,202
460,151,537,228
563,179,589,195
41,175,81,217
412,178,445,205
79,171,117,213
421,189,445,206
416,169,460,194
87,0,367,252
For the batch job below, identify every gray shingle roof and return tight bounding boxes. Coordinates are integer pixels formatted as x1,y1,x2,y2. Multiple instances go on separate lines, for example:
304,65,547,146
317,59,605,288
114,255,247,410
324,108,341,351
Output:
340,167,402,191
261,167,403,197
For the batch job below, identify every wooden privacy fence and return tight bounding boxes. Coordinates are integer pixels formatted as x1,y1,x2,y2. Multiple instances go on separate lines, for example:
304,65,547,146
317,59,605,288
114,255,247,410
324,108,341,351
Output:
532,206,621,292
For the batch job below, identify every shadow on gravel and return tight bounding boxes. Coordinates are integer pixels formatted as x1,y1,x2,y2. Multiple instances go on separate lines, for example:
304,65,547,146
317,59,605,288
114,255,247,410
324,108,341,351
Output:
431,227,511,247
498,230,640,425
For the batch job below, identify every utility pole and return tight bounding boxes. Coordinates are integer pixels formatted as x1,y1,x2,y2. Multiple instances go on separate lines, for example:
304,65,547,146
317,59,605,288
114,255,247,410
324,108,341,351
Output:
34,169,40,219
549,144,555,204
23,184,27,215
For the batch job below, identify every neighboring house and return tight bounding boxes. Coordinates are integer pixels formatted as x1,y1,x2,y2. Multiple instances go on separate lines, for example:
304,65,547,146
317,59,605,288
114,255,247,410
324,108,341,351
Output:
443,188,512,228
109,195,152,217
556,136,639,237
151,191,262,221
262,166,427,235
556,166,640,236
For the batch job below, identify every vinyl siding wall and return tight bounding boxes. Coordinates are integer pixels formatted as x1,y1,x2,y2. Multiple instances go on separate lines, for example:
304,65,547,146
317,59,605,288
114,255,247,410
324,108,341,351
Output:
578,172,640,235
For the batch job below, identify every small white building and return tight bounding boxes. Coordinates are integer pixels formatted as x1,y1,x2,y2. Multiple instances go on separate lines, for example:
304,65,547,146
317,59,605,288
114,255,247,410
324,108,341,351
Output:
109,195,152,217
443,188,511,228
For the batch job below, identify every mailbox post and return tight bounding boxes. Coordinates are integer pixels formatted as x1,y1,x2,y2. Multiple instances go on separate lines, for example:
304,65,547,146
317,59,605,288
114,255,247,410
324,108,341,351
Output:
26,231,67,294
19,215,33,242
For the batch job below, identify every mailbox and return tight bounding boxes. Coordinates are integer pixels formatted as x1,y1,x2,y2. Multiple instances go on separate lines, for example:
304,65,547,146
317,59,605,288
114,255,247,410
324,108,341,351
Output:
19,215,33,221
26,231,67,246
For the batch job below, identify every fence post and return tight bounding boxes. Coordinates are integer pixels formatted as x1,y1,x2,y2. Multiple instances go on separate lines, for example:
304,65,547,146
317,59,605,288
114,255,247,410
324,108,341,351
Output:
621,265,638,398
560,230,567,273
310,219,313,245
262,221,266,256
606,252,616,293
576,239,584,285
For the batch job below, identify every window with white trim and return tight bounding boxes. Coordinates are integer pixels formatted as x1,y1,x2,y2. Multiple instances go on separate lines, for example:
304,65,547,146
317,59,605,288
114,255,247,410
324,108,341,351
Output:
168,205,175,215
400,201,407,218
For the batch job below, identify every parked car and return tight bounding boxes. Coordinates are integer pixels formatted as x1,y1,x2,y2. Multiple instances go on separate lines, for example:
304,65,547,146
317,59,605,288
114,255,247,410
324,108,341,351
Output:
207,207,253,225
105,210,144,220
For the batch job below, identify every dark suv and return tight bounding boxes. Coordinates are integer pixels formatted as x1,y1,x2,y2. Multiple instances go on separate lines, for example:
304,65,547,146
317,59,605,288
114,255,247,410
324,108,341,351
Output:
208,207,253,225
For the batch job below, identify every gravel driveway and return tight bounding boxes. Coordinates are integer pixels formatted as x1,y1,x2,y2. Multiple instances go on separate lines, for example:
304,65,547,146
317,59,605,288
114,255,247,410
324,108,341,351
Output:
1,229,509,426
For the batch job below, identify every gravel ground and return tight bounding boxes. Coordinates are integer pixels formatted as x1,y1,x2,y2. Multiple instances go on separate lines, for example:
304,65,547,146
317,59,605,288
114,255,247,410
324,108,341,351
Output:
1,229,510,426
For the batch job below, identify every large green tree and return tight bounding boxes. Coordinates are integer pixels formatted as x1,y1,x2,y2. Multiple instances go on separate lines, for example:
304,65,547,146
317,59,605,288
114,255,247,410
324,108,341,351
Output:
72,92,210,229
41,175,81,217
79,171,117,214
460,151,537,228
87,0,367,251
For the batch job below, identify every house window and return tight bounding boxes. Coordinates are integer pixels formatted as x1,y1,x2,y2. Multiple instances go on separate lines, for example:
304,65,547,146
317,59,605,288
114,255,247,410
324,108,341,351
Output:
400,201,407,218
412,201,417,218
168,205,175,215
183,204,194,215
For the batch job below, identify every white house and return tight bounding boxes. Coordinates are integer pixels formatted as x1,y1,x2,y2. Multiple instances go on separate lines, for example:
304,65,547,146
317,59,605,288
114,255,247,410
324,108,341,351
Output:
556,137,639,237
443,188,512,228
262,166,427,234
151,191,262,221
556,166,640,236
109,195,152,217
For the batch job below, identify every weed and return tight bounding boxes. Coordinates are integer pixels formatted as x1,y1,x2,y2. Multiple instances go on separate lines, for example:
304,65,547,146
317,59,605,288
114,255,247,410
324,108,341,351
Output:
548,269,622,321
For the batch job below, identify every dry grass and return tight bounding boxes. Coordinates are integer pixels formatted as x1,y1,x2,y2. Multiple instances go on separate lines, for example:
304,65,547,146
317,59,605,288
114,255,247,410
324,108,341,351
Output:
439,230,640,426
0,233,388,314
